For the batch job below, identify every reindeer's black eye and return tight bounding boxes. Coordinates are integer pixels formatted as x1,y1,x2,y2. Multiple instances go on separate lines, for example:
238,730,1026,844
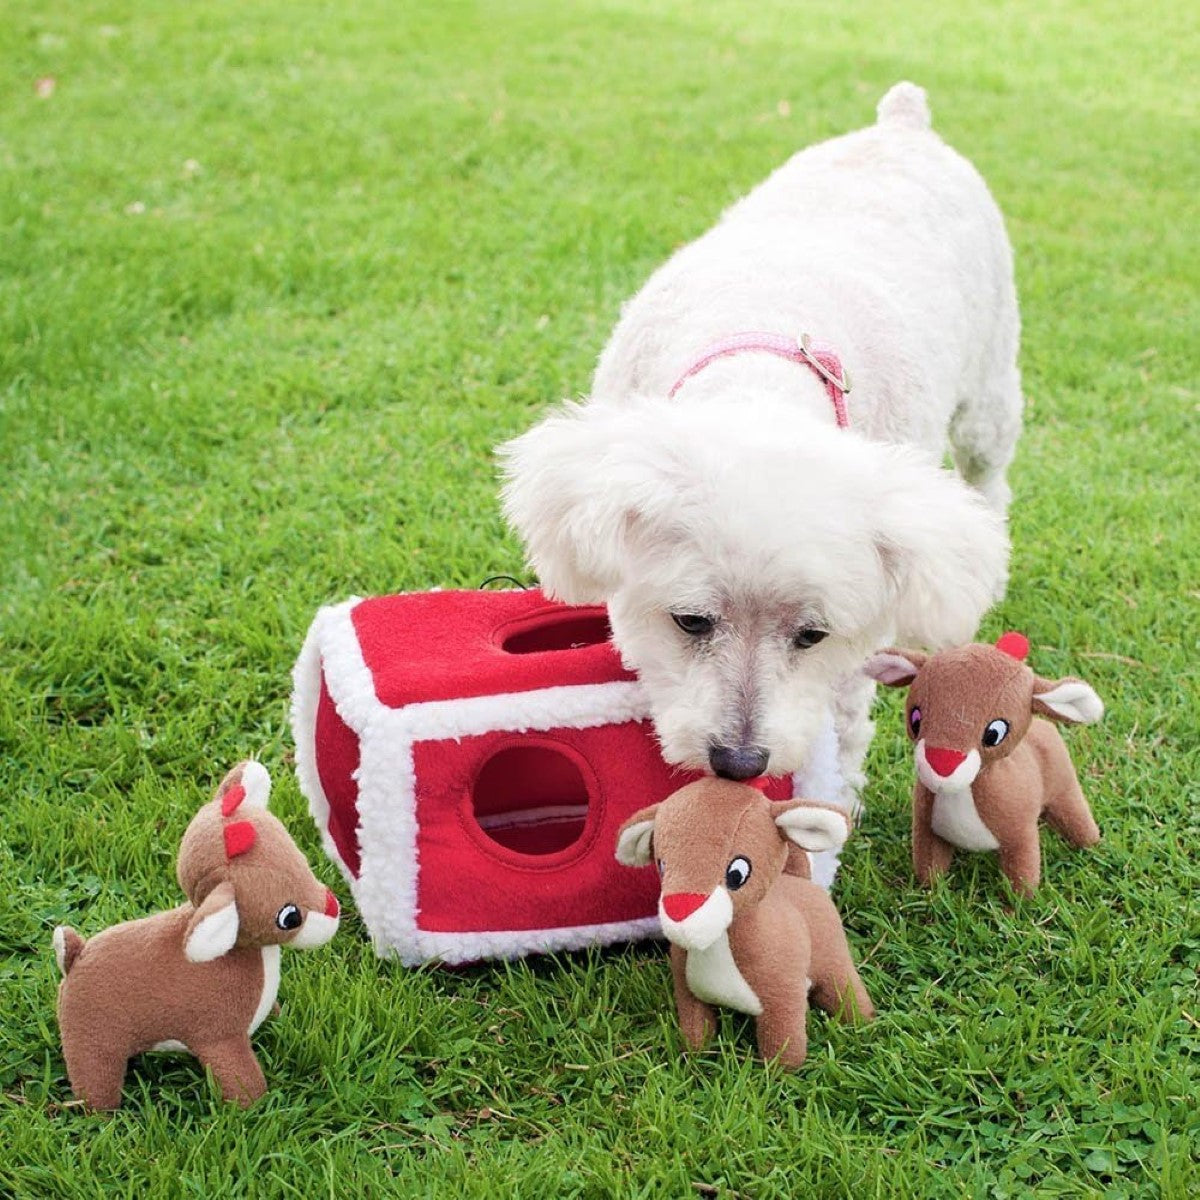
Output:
672,613,715,636
275,904,303,931
982,719,1010,748
656,858,665,878
793,628,828,650
909,707,922,738
724,857,752,891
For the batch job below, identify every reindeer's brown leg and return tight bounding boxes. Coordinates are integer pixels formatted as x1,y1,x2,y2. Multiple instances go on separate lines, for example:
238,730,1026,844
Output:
669,945,716,1051
194,1037,267,1106
803,889,874,1022
810,959,874,1024
998,831,1042,897
1042,778,1100,848
755,994,809,1069
913,786,954,886
63,1039,128,1111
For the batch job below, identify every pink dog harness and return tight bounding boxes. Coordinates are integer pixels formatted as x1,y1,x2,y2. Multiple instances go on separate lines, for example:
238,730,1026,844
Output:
667,331,853,429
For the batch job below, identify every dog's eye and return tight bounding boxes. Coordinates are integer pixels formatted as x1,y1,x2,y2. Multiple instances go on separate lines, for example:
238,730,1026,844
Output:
275,904,303,931
909,707,922,737
724,857,752,891
672,613,715,636
793,628,828,650
982,718,1010,748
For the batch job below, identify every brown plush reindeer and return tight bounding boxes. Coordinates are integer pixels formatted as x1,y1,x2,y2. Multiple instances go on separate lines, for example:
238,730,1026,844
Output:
53,762,340,1110
865,632,1103,896
616,779,873,1068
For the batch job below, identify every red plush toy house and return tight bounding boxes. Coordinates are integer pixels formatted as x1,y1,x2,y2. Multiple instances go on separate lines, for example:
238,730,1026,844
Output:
291,589,838,965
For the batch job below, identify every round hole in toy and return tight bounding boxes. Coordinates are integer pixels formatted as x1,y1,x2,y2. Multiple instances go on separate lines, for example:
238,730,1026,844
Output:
471,744,591,856
500,610,612,654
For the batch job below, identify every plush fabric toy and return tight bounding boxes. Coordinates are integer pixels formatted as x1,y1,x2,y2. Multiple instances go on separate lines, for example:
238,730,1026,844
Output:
864,632,1103,896
53,762,340,1110
292,588,849,966
615,779,874,1068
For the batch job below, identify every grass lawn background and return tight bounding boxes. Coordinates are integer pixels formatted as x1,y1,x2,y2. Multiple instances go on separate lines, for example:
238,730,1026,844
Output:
1,0,1196,1195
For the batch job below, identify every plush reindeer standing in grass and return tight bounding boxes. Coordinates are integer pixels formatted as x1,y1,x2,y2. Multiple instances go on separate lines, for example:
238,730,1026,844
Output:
616,779,873,1068
865,632,1103,896
54,762,340,1109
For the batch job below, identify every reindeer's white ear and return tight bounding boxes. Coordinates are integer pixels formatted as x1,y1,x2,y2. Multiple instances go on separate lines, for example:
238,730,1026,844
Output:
774,804,850,853
1031,678,1104,725
615,805,659,867
184,882,240,962
863,649,926,687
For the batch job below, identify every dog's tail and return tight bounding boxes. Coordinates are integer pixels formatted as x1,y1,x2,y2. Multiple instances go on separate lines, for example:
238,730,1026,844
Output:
876,82,931,131
53,926,85,975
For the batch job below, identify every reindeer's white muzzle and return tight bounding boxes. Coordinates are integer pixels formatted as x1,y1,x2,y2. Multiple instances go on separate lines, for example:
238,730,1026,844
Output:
290,889,341,949
658,886,733,951
915,740,981,793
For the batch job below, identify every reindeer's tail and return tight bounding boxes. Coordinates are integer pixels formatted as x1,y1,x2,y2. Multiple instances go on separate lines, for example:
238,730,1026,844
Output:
53,926,84,975
876,81,931,131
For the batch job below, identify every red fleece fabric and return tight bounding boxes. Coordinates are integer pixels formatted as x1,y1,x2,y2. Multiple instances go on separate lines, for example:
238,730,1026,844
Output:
351,590,634,705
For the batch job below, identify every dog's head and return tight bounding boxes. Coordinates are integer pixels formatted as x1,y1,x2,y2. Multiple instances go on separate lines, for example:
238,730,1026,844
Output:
500,395,1008,777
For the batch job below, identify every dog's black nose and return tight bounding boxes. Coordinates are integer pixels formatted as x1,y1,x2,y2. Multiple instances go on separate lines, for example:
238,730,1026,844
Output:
709,744,770,780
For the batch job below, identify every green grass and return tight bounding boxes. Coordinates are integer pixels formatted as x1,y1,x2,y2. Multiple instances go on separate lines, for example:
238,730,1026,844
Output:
1,0,1197,1195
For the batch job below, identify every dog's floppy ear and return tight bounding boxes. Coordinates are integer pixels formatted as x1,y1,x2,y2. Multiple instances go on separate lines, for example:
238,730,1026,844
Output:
498,400,682,604
869,448,1009,648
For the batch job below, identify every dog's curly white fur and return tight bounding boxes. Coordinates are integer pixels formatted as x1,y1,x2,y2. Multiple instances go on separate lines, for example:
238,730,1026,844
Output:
501,84,1020,795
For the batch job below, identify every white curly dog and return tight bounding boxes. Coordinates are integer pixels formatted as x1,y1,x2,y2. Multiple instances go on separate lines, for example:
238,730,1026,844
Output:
501,83,1020,805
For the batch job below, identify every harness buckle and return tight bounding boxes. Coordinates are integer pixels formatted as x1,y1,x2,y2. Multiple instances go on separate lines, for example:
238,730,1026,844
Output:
798,332,853,393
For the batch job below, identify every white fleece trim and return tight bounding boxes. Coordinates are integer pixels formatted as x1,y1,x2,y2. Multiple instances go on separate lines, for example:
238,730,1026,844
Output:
293,598,850,964
401,680,651,743
353,707,421,960
394,915,667,968
290,598,373,887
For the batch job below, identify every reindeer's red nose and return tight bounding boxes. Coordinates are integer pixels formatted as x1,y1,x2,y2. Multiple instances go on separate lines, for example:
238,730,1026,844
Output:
924,746,967,777
661,892,708,922
324,889,340,918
